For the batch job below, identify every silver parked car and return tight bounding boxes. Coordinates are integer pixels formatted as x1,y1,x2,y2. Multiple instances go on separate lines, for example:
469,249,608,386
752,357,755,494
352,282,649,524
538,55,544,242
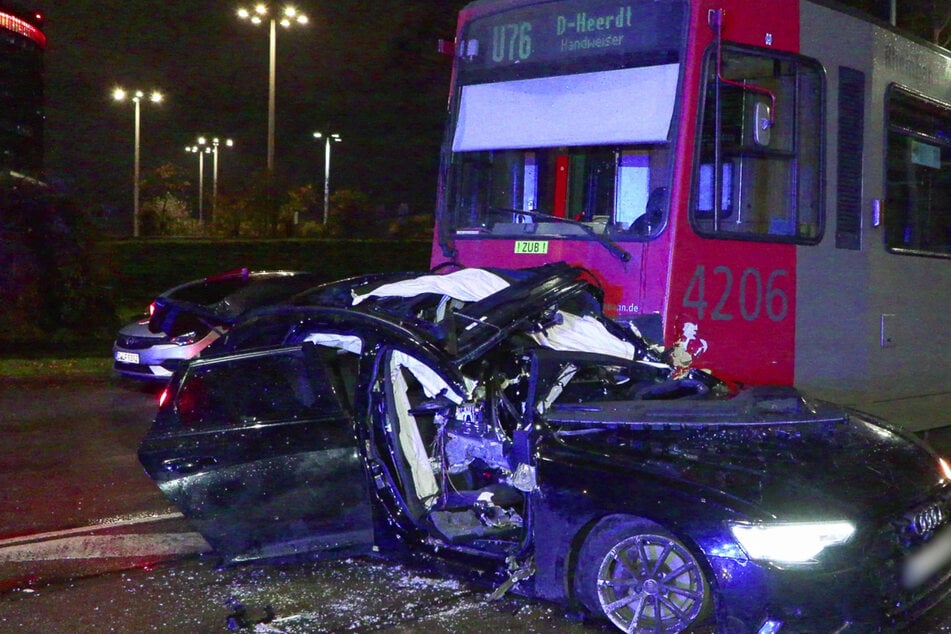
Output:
112,269,321,382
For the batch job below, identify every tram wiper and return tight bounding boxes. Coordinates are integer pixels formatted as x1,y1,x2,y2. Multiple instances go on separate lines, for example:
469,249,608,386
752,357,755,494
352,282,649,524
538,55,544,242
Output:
489,207,632,263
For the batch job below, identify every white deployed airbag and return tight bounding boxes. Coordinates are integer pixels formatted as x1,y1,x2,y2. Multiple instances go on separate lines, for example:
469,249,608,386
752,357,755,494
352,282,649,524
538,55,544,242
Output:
302,333,363,354
388,351,464,508
352,268,510,305
530,311,638,360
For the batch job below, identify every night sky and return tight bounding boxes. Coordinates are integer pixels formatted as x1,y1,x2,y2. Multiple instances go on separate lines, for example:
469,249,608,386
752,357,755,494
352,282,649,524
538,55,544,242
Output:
34,1,469,223
31,1,934,227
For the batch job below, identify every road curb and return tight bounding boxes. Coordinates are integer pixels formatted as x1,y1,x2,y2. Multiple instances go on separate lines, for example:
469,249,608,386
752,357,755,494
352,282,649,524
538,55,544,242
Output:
0,513,208,594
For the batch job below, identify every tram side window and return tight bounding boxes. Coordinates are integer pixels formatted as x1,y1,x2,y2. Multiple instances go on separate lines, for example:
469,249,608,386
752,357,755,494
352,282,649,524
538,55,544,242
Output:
885,87,951,257
691,47,823,243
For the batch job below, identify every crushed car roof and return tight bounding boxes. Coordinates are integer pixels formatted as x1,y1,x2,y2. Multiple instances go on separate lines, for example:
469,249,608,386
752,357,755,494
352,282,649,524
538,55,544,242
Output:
216,263,660,369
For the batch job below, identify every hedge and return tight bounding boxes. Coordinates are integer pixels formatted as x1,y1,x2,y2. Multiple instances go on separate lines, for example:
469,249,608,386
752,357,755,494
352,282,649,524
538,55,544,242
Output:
96,238,434,308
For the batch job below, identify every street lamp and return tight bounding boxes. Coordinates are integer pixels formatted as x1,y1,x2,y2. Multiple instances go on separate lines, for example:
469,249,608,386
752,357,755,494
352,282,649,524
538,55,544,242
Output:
313,131,341,225
185,141,213,224
113,87,163,237
236,4,308,174
210,137,234,223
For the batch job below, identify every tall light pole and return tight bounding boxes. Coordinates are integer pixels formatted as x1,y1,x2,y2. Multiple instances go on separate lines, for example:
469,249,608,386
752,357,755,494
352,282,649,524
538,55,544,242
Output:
236,4,308,174
113,87,163,237
210,137,234,223
186,142,212,224
313,131,341,225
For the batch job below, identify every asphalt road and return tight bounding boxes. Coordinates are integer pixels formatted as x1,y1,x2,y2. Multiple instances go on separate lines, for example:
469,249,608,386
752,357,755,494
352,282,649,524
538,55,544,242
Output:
0,377,619,633
2,377,951,633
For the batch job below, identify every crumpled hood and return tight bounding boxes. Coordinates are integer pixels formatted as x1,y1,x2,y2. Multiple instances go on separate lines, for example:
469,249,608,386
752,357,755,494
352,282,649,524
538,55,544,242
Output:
552,399,946,521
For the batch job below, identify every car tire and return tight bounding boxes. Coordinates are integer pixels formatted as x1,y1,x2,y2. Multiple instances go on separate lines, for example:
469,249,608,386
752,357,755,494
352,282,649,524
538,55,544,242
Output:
575,516,711,633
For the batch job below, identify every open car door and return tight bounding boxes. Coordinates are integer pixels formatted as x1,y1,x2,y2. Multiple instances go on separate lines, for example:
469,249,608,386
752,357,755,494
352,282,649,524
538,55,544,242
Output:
138,342,374,562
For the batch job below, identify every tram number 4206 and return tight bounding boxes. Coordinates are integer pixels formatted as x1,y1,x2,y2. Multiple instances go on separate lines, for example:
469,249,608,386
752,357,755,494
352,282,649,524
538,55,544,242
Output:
682,265,790,322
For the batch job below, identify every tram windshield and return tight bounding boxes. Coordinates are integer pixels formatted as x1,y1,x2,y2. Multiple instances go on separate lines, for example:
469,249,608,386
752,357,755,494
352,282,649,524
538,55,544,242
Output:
444,0,687,241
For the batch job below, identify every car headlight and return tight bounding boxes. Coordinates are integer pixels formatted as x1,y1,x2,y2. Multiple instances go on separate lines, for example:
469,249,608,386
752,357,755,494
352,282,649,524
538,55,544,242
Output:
730,521,855,563
939,458,951,481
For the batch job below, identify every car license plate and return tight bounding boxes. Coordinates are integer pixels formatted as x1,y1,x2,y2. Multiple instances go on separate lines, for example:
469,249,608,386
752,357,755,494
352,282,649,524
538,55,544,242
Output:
115,351,140,364
903,524,951,589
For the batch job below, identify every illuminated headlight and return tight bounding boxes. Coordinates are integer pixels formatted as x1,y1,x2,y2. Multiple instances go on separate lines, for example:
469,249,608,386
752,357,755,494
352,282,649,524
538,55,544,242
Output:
730,521,855,563
170,331,199,346
939,458,951,481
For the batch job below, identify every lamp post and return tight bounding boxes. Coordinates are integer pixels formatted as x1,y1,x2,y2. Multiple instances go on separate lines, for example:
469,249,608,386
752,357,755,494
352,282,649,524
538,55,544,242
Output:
186,141,213,224
236,4,308,174
210,137,234,223
313,131,341,225
113,87,163,237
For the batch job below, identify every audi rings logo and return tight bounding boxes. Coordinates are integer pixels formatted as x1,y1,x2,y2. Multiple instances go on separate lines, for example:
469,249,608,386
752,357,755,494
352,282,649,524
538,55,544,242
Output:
913,504,946,536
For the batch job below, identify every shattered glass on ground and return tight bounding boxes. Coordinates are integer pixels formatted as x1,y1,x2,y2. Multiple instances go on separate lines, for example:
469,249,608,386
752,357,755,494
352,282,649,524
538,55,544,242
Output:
0,554,623,633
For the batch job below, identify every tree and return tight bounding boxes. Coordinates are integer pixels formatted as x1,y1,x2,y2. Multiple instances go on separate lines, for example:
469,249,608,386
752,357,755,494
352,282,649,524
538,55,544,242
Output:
0,176,116,341
325,189,387,238
139,163,193,236
238,171,283,237
142,193,196,236
280,184,320,235
211,191,249,238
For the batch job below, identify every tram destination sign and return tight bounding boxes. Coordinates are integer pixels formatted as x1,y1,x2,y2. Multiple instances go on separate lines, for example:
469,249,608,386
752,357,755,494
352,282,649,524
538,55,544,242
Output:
460,0,684,74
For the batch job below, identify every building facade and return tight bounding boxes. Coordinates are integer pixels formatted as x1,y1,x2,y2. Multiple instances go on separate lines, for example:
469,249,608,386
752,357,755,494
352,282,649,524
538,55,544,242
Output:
0,1,44,174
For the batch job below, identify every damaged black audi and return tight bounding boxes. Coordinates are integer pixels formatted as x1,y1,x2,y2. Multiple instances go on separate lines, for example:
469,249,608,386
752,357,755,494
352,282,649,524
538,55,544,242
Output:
138,263,951,633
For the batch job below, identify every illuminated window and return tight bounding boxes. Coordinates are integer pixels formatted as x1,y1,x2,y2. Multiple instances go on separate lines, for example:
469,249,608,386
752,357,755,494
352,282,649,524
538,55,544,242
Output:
0,12,45,48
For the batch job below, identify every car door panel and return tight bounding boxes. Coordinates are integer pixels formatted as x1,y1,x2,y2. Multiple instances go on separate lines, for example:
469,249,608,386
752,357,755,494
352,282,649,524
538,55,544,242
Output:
139,345,374,561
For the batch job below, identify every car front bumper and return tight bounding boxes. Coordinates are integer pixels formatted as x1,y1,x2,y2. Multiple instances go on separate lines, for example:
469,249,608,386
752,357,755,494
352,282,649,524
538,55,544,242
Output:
707,539,951,633
112,321,218,381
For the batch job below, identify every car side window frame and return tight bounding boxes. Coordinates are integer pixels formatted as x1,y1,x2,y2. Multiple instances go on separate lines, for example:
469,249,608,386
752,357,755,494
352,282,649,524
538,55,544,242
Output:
173,345,345,433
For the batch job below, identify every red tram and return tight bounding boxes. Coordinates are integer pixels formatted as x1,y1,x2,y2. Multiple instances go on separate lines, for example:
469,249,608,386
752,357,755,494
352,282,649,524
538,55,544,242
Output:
432,0,951,430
